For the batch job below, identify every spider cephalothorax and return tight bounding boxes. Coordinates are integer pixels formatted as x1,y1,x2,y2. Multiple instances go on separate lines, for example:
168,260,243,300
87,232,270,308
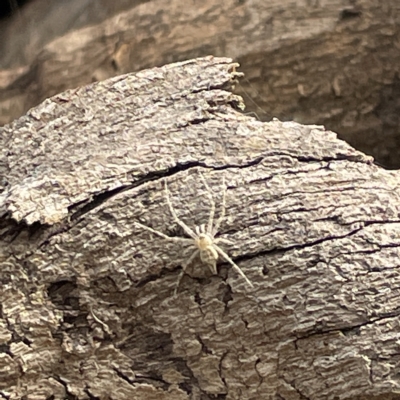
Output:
134,171,253,294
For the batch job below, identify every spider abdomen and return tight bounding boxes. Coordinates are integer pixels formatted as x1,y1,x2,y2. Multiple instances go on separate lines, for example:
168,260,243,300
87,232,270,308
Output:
200,247,218,274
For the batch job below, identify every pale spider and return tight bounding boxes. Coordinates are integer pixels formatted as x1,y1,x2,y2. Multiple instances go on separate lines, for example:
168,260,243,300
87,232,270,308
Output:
134,172,254,294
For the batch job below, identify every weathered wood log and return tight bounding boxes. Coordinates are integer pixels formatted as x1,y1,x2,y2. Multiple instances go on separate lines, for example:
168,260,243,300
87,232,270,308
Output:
1,56,400,399
1,0,400,168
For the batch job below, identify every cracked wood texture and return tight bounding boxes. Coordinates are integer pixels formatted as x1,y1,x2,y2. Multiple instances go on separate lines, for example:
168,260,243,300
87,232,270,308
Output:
0,56,400,400
1,0,400,168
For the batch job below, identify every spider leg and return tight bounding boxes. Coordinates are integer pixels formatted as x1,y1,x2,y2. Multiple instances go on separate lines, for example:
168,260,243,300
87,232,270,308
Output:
214,244,254,288
214,237,234,245
164,179,197,239
212,176,226,236
134,221,192,243
174,249,200,295
199,171,216,235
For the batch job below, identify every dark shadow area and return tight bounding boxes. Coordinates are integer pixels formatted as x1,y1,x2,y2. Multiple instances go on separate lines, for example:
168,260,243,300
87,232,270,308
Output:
0,0,32,20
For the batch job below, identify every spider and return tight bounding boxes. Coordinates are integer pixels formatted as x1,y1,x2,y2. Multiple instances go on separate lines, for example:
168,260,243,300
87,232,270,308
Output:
134,172,254,294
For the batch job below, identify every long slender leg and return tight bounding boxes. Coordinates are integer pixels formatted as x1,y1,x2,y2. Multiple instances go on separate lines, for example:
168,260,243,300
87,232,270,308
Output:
214,245,254,287
212,176,226,236
215,237,234,245
134,221,192,243
164,179,197,239
174,249,200,295
198,171,216,235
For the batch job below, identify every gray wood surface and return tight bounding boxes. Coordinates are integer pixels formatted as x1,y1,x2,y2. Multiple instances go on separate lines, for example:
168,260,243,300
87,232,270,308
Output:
1,56,399,399
1,0,400,168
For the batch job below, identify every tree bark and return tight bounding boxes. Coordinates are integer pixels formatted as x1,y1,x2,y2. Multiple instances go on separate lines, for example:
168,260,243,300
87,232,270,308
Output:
1,0,400,168
1,56,400,400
